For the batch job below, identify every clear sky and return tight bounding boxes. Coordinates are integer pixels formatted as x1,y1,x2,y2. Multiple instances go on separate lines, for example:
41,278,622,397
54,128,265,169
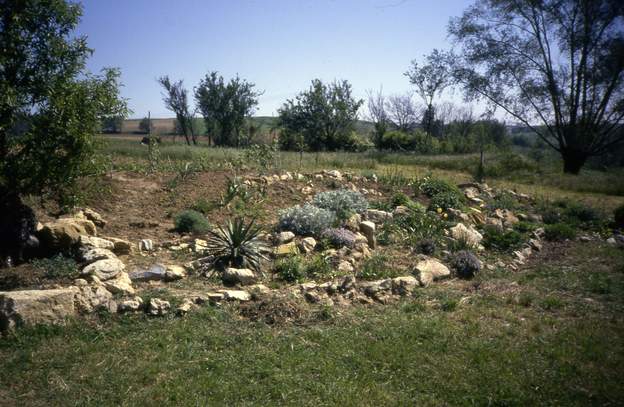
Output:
77,0,472,119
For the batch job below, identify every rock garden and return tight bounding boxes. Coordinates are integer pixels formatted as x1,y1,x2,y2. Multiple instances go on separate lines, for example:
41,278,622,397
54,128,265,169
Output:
2,169,622,332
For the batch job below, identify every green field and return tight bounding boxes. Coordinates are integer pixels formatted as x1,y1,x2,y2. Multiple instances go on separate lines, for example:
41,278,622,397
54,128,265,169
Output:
2,242,623,405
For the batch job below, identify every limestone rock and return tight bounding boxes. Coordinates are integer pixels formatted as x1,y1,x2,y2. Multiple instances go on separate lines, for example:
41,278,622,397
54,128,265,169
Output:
391,276,419,295
148,298,170,316
78,247,117,265
128,264,168,282
416,271,434,287
118,297,143,313
300,237,317,253
359,221,376,249
176,298,194,315
393,206,410,216
338,260,354,274
165,265,186,281
106,237,134,255
326,170,342,179
366,209,393,223
79,235,114,250
528,239,542,251
82,208,107,227
0,288,77,331
277,231,295,244
73,283,116,314
222,268,258,286
81,258,125,281
38,220,90,252
103,272,135,296
274,241,299,257
450,223,483,248
221,290,251,302
415,258,450,281
139,239,154,252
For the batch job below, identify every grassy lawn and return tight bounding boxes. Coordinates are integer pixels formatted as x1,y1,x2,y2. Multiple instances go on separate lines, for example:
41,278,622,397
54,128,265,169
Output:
2,242,623,406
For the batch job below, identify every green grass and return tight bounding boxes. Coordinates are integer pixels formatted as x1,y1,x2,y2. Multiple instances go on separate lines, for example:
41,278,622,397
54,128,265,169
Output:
1,243,623,405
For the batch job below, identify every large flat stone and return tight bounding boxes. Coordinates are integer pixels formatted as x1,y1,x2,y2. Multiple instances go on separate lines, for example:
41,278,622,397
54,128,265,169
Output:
0,289,77,331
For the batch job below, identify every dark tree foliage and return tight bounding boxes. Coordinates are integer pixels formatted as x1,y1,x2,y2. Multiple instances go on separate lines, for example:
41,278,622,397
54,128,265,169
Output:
0,0,127,199
0,0,128,263
194,72,261,147
101,115,123,133
158,76,196,145
278,79,363,151
449,0,624,174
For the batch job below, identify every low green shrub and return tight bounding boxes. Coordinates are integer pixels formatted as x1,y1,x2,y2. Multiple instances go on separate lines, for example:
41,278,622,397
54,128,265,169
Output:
417,176,461,198
544,223,577,241
191,198,216,215
31,255,78,279
279,204,336,236
174,210,211,234
312,189,368,219
358,254,402,280
541,199,605,230
513,221,538,234
304,254,334,280
274,256,305,283
391,192,411,207
483,226,523,251
381,209,446,246
491,192,520,210
428,191,462,211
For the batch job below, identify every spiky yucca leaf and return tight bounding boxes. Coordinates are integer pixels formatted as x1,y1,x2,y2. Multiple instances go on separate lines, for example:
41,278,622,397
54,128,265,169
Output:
206,217,270,272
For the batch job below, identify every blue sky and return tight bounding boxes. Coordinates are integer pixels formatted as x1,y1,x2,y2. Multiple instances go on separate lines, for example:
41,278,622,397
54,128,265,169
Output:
77,0,472,119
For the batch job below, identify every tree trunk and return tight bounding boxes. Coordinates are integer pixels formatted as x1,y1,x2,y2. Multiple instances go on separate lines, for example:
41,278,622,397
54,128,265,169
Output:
561,149,588,174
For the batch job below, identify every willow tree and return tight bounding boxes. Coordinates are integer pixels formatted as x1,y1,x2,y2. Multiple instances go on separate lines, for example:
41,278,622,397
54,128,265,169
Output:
449,0,624,174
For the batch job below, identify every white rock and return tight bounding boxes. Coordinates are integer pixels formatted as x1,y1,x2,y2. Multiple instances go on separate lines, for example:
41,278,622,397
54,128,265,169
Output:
103,272,135,296
222,268,258,286
140,239,154,252
277,231,295,244
118,297,143,313
415,259,451,281
165,265,186,281
366,209,393,223
148,298,170,316
392,276,419,295
300,237,317,253
78,247,117,265
79,235,114,250
221,290,251,302
0,288,77,331
359,221,376,249
81,258,125,281
450,223,483,248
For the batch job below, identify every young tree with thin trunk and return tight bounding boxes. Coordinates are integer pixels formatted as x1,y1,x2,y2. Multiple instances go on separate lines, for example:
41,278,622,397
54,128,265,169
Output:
405,49,454,136
365,88,389,149
449,0,624,174
158,76,196,146
386,93,419,132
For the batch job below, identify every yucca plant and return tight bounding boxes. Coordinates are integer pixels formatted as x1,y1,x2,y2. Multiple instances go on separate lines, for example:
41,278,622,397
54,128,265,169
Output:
206,217,270,272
